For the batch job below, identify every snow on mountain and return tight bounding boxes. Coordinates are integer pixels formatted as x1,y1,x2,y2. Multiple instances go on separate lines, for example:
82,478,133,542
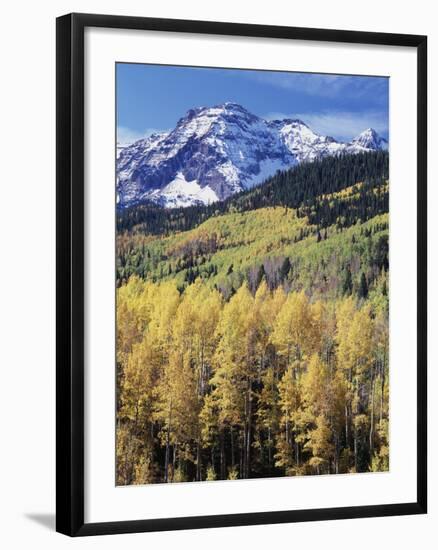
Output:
351,128,388,151
273,118,347,163
147,172,218,208
117,103,388,209
116,142,126,159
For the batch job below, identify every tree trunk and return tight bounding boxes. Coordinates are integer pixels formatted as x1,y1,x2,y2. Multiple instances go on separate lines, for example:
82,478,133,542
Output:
230,427,235,469
285,418,290,473
268,427,272,470
380,359,385,424
246,381,252,478
345,404,349,449
354,430,358,472
196,436,201,481
240,433,244,478
164,407,172,483
220,430,225,480
172,442,177,481
369,372,375,453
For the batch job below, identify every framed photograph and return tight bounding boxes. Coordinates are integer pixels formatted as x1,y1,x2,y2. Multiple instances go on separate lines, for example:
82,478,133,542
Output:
56,13,427,536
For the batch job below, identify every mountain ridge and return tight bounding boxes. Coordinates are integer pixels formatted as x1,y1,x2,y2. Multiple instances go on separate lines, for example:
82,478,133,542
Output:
117,102,388,209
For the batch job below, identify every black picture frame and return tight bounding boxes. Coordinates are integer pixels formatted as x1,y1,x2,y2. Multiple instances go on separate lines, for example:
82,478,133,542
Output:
56,12,427,537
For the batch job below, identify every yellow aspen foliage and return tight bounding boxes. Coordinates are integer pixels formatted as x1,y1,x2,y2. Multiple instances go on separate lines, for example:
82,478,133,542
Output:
301,354,330,417
271,291,315,365
116,276,389,483
275,362,303,473
305,414,334,474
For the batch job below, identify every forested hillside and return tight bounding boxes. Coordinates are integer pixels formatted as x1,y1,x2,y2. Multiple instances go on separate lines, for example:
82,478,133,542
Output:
117,150,388,234
116,151,389,484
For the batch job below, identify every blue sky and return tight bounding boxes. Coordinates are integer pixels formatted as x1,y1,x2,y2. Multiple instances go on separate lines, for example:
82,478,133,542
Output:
116,63,389,144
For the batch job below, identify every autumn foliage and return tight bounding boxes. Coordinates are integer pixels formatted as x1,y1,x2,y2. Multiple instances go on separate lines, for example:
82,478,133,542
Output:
116,277,389,484
116,152,390,484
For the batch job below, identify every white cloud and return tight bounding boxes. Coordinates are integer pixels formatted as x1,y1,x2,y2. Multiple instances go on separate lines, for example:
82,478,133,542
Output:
117,126,165,146
249,73,344,97
264,110,388,142
246,72,387,100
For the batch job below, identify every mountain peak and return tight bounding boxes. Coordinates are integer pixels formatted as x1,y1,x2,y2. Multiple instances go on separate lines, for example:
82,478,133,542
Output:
221,101,248,110
355,127,378,138
176,103,258,136
353,128,388,150
269,117,309,128
184,102,252,118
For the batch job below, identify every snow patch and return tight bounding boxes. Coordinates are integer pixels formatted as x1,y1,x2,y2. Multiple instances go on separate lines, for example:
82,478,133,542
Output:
243,158,294,189
148,172,219,208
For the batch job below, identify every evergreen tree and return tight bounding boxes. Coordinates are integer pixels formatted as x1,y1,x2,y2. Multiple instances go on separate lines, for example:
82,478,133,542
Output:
342,267,353,296
358,272,368,299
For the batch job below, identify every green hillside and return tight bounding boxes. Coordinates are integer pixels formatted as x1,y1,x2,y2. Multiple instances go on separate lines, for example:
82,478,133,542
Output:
117,150,389,235
117,178,388,307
